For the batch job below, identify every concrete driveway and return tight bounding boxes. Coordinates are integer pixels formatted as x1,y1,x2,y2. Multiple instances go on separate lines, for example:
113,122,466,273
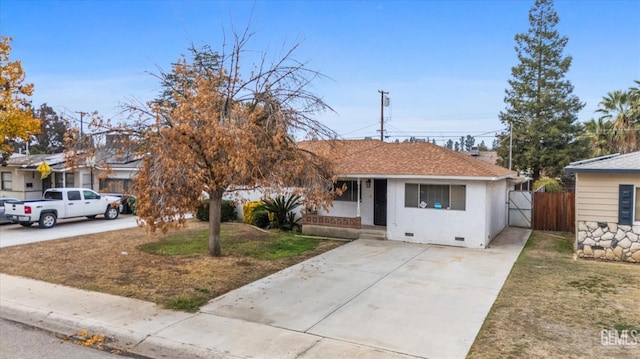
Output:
0,215,139,248
196,227,530,358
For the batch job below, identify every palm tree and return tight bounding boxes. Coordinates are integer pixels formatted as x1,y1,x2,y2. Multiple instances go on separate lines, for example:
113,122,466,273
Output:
630,80,640,122
584,118,615,156
596,89,639,153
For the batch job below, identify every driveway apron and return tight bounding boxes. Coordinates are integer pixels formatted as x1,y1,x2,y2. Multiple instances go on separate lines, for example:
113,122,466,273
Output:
200,227,529,358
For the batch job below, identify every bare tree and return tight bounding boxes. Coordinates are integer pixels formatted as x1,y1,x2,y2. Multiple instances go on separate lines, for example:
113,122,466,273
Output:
122,30,338,256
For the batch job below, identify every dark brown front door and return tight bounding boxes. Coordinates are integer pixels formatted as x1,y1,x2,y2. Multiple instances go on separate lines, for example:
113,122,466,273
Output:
42,176,52,192
374,179,387,226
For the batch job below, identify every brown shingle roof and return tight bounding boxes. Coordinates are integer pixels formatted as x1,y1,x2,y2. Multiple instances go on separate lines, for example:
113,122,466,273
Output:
299,139,515,179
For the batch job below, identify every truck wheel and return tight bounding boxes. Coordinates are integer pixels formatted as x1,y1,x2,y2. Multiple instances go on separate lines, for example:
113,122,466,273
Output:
39,213,57,228
105,206,119,220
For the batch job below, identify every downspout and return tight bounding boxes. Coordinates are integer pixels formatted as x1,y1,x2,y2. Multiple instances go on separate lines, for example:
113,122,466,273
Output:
21,168,26,199
357,178,361,217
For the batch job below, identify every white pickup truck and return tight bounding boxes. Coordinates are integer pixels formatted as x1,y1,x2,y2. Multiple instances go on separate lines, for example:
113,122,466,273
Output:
4,188,121,228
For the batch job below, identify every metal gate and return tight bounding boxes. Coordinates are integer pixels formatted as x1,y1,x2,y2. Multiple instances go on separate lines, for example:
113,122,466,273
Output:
508,191,532,228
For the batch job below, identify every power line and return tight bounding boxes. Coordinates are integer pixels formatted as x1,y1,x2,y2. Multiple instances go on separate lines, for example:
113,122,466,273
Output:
338,122,379,137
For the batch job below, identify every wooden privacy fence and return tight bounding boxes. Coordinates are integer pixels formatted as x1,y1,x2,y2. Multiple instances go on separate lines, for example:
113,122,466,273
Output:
533,192,575,233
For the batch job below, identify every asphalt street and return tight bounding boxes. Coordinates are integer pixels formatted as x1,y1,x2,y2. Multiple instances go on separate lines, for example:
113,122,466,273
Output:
0,318,119,359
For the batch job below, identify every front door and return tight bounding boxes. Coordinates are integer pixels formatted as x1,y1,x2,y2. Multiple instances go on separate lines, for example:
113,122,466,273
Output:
42,176,52,192
374,179,387,226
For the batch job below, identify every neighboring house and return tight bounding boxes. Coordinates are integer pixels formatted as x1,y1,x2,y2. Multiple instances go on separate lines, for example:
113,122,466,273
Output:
1,153,69,200
565,152,640,263
300,140,520,248
0,143,141,200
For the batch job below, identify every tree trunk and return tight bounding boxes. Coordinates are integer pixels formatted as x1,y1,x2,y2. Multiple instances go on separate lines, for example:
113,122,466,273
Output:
208,192,222,257
532,168,542,183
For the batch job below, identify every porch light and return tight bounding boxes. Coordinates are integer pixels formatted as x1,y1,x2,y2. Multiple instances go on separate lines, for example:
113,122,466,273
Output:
366,179,371,188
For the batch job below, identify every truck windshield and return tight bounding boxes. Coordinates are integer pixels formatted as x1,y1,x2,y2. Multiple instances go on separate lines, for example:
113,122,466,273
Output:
44,191,63,200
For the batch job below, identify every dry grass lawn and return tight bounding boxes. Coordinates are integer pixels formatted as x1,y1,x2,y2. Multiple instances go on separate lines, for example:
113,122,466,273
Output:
0,220,344,311
2,224,638,357
468,231,640,359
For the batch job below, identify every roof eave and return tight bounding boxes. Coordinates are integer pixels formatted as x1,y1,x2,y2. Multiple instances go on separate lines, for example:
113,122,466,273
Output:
565,168,640,174
339,173,517,181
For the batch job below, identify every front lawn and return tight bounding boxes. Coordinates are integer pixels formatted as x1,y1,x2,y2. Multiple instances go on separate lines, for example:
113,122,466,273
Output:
468,231,640,358
0,221,344,312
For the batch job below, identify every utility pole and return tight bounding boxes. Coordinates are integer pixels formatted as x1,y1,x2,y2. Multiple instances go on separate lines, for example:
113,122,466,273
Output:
75,111,88,138
509,122,513,170
378,90,388,141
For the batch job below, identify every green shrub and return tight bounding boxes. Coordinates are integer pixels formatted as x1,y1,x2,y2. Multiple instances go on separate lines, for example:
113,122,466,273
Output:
262,194,302,230
251,209,271,228
221,200,238,222
196,200,238,222
286,211,301,232
533,177,563,193
196,201,209,221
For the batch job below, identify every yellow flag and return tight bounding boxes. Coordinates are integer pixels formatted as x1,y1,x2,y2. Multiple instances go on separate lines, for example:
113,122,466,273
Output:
36,161,52,179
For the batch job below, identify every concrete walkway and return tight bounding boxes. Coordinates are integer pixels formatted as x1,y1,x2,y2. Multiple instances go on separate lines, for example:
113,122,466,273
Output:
0,227,530,358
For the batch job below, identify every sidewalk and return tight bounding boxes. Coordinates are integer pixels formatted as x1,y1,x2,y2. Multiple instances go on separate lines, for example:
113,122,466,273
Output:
0,273,417,359
0,227,530,358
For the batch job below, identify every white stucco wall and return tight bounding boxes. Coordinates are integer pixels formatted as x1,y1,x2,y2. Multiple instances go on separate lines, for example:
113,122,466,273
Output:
486,179,508,243
0,169,43,200
223,189,264,220
223,188,310,221
317,180,374,225
385,178,491,248
316,177,511,248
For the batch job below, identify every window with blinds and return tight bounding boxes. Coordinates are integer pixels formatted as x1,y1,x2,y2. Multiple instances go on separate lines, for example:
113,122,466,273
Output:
405,183,466,210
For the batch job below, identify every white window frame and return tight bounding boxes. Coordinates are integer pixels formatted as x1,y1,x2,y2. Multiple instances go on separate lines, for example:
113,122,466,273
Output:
334,180,360,202
405,183,466,211
1,172,12,190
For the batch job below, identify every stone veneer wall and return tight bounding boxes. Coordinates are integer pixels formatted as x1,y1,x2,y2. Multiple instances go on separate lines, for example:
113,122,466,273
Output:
576,221,640,263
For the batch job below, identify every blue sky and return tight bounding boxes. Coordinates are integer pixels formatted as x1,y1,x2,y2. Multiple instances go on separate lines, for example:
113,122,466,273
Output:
2,0,639,146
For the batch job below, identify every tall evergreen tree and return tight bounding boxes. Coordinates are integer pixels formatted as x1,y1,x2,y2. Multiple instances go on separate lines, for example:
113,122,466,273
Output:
491,138,499,150
496,0,586,179
30,104,69,153
464,135,476,151
445,139,454,149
